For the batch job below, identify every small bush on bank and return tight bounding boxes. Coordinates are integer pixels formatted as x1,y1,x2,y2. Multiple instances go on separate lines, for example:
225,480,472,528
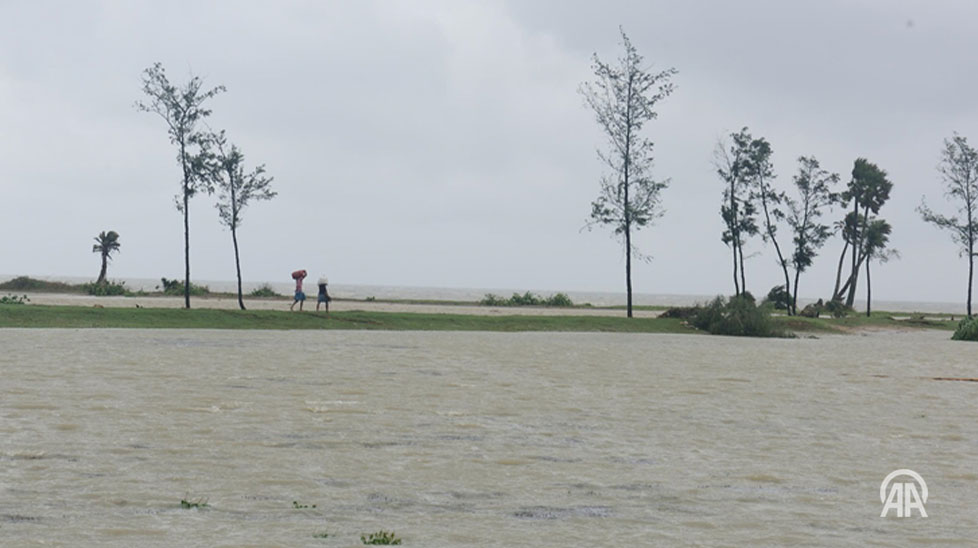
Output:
479,291,574,307
764,284,791,311
0,294,30,305
690,293,789,337
159,277,210,296
249,284,281,298
951,316,978,341
83,280,128,296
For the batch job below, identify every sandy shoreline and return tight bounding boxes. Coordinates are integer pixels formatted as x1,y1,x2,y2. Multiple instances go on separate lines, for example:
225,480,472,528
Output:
18,292,663,318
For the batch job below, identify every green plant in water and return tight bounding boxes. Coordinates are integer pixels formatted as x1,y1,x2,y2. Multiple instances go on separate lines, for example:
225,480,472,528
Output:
361,530,402,545
0,294,30,305
180,497,208,509
312,531,330,539
293,500,317,509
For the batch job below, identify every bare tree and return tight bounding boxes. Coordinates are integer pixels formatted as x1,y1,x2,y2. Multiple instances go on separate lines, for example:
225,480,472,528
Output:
918,134,978,317
136,63,225,309
211,131,277,310
581,28,677,317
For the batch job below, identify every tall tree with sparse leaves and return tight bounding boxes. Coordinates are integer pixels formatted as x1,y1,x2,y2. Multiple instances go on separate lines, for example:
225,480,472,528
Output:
581,28,677,318
92,230,121,285
715,128,759,297
786,156,839,314
918,134,978,317
136,62,225,309
743,132,793,313
211,131,277,310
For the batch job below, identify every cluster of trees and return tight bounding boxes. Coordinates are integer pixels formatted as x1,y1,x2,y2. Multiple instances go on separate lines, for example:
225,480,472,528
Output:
583,30,978,318
136,63,276,310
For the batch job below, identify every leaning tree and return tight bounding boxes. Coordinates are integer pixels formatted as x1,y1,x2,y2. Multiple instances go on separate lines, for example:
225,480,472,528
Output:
136,63,225,309
580,28,677,317
211,131,276,310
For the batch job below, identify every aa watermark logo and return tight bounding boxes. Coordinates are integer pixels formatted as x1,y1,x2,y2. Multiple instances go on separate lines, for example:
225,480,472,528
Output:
880,469,928,517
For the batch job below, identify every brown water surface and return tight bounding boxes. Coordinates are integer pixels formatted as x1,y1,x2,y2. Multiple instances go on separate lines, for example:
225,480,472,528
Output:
1,329,975,546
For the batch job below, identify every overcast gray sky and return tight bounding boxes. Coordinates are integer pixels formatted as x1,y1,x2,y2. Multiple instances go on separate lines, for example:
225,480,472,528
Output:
1,0,976,303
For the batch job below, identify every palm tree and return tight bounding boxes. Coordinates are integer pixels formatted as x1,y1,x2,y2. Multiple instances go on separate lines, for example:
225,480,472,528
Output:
92,231,121,285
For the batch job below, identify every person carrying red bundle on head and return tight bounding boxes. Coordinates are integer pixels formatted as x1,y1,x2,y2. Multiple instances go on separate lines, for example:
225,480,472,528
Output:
290,269,307,311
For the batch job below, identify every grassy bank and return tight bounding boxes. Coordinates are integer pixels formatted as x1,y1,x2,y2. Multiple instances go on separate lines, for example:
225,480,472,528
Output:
0,304,694,333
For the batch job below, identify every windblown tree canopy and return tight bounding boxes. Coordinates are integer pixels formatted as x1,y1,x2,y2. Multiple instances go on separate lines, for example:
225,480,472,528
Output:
786,156,839,314
580,28,677,318
715,128,759,297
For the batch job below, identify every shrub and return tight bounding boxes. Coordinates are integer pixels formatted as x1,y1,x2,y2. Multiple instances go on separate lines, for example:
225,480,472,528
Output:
544,292,574,307
951,316,978,341
824,299,852,318
0,294,30,305
361,530,402,545
249,284,281,298
509,291,541,306
0,276,78,293
159,277,210,296
660,306,698,319
764,284,791,311
480,293,505,306
83,280,128,296
690,294,788,337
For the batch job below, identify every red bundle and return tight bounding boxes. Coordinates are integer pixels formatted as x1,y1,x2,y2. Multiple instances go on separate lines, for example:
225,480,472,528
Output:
291,269,307,279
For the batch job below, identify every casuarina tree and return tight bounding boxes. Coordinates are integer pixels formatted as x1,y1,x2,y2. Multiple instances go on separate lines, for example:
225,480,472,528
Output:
580,28,676,318
210,131,276,310
786,156,839,314
918,134,978,317
92,230,121,285
715,128,759,297
136,62,225,309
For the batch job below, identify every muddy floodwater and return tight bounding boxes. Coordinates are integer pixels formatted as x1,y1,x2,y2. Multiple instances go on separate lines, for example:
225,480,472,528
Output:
1,328,976,546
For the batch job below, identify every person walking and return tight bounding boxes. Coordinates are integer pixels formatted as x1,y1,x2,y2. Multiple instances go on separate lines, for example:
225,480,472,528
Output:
290,269,307,311
316,275,331,313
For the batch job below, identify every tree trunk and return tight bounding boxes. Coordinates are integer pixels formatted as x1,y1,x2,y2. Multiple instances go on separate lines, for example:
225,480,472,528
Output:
865,256,872,317
792,267,802,317
846,205,871,307
232,224,245,310
759,189,792,314
183,191,191,309
732,238,740,297
738,239,747,296
97,255,107,285
968,246,974,318
832,239,849,300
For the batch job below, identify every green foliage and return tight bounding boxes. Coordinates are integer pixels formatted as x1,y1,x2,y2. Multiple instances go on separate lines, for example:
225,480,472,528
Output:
824,299,852,318
159,277,210,296
764,285,791,311
0,294,30,305
480,291,574,307
249,284,281,298
312,531,330,539
180,497,208,509
361,530,402,545
366,296,376,302
690,294,788,337
0,276,77,292
84,281,128,296
292,501,317,509
951,316,978,341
